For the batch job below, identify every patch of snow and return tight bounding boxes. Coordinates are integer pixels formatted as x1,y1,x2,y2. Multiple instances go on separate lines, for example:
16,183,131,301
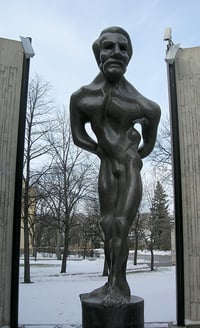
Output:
19,257,176,326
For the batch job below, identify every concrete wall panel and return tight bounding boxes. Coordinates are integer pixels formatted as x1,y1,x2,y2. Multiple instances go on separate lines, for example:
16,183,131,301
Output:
0,38,24,327
175,47,200,322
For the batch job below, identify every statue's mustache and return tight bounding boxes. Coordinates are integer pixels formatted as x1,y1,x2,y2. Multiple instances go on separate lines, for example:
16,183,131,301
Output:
103,59,125,69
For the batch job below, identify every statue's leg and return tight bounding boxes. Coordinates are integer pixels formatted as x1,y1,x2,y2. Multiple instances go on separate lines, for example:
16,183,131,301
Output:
107,163,142,301
98,158,117,277
89,159,117,298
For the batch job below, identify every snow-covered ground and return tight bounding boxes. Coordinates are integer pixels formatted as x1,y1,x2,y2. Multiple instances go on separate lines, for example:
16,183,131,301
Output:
18,252,176,326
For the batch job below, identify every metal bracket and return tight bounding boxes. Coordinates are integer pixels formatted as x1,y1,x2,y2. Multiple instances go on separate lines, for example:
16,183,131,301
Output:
165,43,181,64
20,36,35,59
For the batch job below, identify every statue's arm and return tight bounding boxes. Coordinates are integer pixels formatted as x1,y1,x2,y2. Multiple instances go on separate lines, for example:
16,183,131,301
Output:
70,94,98,155
138,102,161,159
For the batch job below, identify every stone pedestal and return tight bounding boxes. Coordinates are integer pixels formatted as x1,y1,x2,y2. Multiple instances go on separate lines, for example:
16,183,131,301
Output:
80,294,144,328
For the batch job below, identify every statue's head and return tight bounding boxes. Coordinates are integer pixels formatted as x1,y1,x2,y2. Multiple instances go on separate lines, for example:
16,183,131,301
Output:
93,26,133,82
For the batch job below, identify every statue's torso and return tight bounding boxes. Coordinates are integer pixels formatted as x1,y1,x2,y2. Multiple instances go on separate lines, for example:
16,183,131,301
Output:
77,77,145,162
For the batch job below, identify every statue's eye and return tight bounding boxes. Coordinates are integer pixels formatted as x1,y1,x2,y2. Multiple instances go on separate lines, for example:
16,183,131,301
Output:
120,45,127,51
103,42,113,50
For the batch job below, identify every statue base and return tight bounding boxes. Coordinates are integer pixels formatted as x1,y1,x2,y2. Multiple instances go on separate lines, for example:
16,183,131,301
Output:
80,293,144,328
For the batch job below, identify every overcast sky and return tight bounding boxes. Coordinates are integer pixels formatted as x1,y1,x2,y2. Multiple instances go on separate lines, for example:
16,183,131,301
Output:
1,0,200,120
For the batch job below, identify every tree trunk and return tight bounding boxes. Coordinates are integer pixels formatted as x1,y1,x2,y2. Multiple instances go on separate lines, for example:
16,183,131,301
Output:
24,216,31,282
102,258,108,276
150,247,154,271
134,236,139,265
61,227,68,273
56,228,62,260
33,243,37,261
83,246,87,260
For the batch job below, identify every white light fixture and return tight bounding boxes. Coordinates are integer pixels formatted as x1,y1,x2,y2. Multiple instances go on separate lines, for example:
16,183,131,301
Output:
163,27,172,42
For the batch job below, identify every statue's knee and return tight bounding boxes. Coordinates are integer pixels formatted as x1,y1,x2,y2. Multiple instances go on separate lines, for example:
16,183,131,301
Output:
100,216,112,234
115,216,128,236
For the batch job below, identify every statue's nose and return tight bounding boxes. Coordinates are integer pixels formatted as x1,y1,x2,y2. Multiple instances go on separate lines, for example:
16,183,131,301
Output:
112,44,121,57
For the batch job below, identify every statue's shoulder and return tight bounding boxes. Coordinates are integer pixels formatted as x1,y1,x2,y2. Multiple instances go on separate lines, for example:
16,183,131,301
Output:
71,73,104,103
138,95,161,121
122,78,145,101
137,92,160,109
124,78,161,118
127,81,160,111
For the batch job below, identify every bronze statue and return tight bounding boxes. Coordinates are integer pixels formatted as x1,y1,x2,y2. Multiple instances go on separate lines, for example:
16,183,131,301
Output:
70,27,161,305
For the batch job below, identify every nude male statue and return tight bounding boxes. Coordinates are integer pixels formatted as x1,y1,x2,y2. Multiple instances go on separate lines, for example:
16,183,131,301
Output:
70,26,161,304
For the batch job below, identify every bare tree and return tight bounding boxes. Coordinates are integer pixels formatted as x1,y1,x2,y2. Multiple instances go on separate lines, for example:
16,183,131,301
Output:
143,181,170,271
140,177,157,271
30,186,59,260
149,116,172,186
22,75,54,283
35,170,64,260
45,109,96,273
129,211,145,265
79,198,104,256
80,175,110,276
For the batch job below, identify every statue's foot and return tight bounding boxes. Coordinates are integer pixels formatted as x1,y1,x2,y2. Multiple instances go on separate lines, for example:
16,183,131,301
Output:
102,283,130,306
88,282,110,299
103,293,129,307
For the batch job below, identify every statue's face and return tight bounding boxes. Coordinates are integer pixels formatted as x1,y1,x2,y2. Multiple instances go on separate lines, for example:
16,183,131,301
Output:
99,32,130,82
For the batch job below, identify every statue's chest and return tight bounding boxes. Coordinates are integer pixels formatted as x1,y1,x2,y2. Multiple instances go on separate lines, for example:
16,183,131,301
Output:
79,88,141,123
79,93,104,115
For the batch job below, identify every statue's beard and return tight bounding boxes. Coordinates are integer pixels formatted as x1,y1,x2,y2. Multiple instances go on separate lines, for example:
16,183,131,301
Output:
100,60,126,82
